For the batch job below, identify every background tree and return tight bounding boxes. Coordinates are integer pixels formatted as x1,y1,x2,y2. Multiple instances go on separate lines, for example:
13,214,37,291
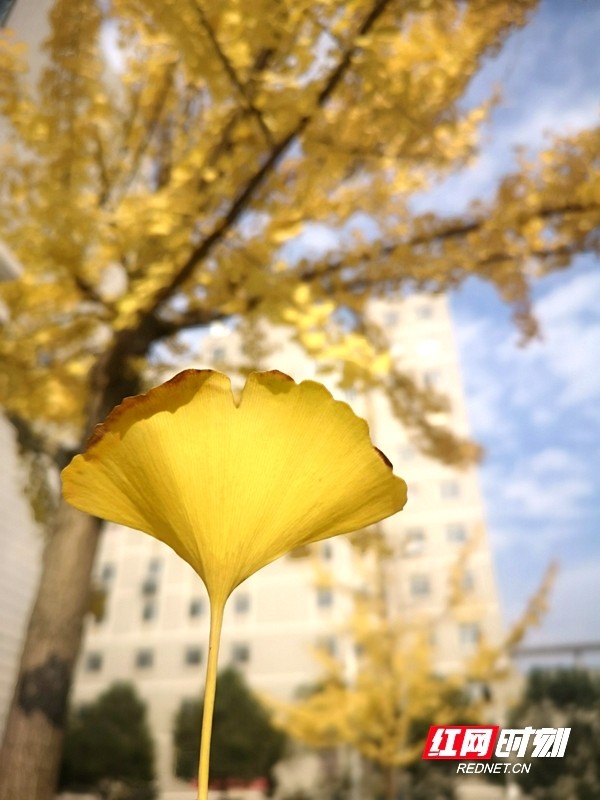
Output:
173,698,203,784
270,530,465,800
486,668,600,800
173,667,286,791
59,682,156,800
271,530,556,800
0,0,598,797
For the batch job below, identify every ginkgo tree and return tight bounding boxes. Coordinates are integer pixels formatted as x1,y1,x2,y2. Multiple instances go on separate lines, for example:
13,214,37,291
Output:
0,0,598,797
271,531,467,800
271,532,557,800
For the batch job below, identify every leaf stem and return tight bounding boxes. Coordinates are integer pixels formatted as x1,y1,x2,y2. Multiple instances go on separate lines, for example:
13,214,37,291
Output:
197,598,225,800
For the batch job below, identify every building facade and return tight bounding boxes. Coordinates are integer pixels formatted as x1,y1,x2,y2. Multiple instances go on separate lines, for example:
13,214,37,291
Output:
0,246,44,740
0,418,43,738
72,295,504,791
0,0,51,741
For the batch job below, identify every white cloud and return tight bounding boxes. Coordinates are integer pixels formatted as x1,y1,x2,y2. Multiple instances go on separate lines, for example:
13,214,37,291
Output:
532,271,600,409
482,446,592,524
537,269,600,323
501,474,591,519
494,98,598,153
529,406,555,427
454,266,600,444
528,447,582,475
467,382,515,443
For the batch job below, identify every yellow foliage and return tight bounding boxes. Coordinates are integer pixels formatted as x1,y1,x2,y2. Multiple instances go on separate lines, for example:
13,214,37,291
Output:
0,0,597,461
270,530,480,773
272,530,556,779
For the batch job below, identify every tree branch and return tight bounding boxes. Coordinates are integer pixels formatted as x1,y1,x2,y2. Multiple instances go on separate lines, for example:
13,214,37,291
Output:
106,0,393,365
147,0,393,314
115,62,178,202
299,200,600,285
154,307,229,337
194,3,274,145
6,411,74,468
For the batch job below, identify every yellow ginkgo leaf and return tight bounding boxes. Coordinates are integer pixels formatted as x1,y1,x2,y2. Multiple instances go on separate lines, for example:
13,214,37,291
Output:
61,368,407,800
62,368,406,605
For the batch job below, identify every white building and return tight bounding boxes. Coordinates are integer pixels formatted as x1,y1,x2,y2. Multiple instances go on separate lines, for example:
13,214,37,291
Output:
0,418,43,738
72,294,504,791
0,228,43,740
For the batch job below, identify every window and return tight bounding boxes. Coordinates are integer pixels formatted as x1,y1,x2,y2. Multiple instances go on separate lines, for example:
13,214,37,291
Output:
423,369,442,389
317,588,334,608
234,593,250,613
322,542,333,561
440,480,460,499
461,570,475,592
410,574,430,597
232,643,250,665
189,598,204,618
100,563,115,584
344,388,357,402
415,304,433,320
459,623,480,648
317,636,337,658
141,577,158,596
185,647,203,666
447,523,467,543
135,649,154,669
404,528,425,556
142,601,156,621
148,558,162,575
85,652,103,672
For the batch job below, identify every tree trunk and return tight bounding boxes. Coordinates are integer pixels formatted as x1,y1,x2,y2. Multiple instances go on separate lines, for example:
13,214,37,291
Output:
384,764,397,800
0,498,102,800
0,316,157,800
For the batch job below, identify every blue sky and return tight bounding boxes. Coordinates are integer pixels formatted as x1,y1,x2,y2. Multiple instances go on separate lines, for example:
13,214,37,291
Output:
443,0,599,652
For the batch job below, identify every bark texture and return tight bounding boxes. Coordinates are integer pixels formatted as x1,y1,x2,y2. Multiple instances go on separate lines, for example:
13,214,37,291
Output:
0,356,141,800
0,502,102,800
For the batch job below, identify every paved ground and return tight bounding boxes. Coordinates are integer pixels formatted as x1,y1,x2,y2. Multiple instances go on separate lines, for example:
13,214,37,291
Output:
457,778,522,799
61,778,524,799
